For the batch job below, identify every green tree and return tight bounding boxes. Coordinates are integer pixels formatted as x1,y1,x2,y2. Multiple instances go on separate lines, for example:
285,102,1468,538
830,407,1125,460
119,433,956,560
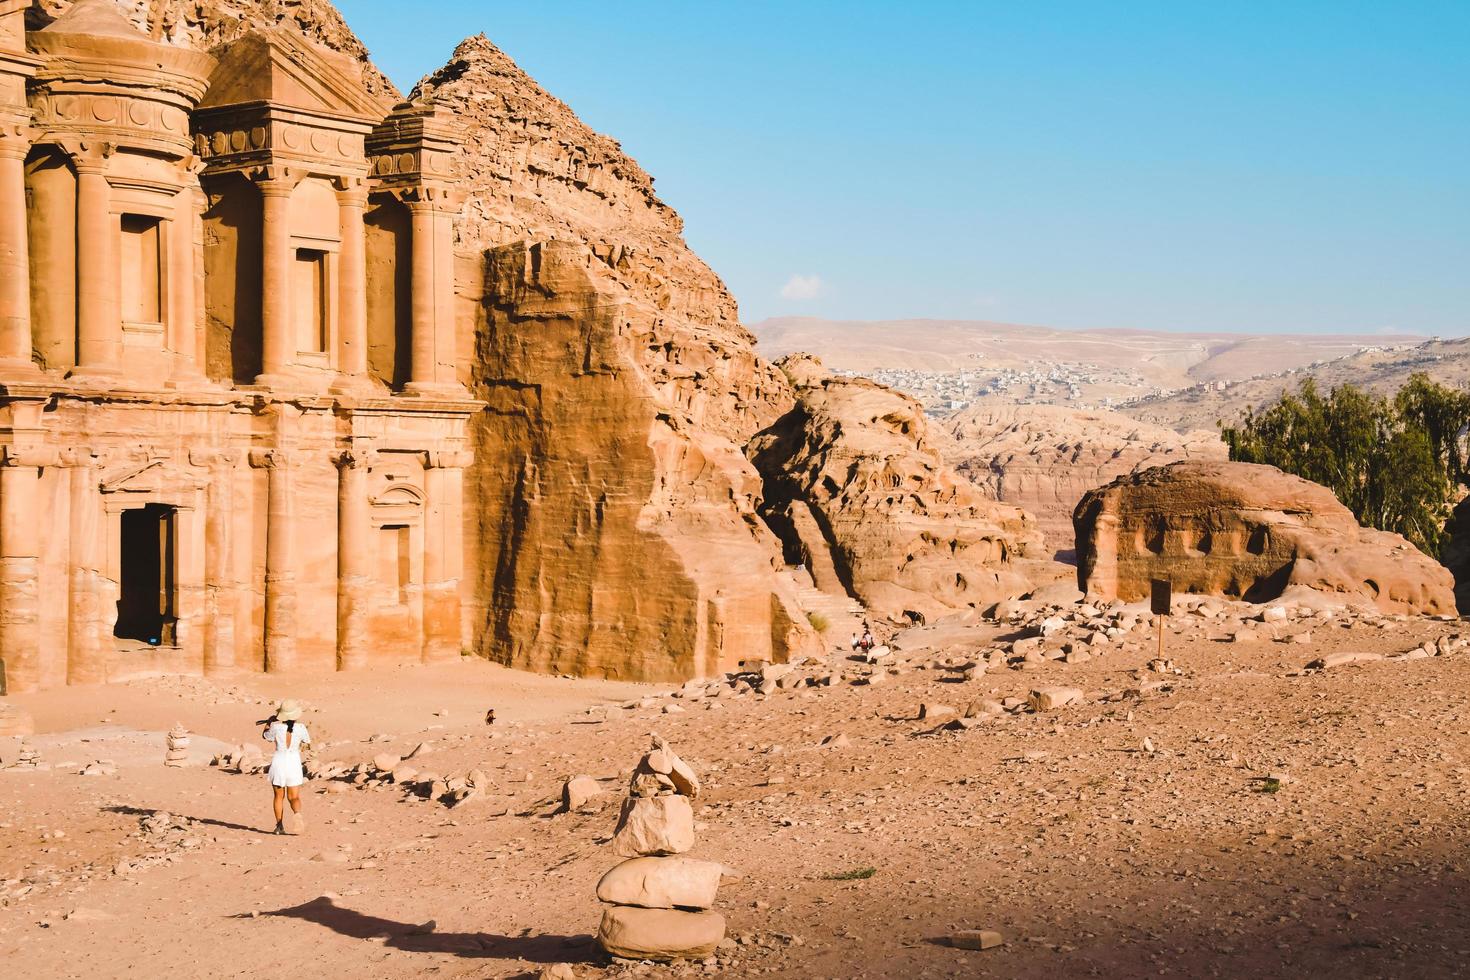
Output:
1222,376,1463,558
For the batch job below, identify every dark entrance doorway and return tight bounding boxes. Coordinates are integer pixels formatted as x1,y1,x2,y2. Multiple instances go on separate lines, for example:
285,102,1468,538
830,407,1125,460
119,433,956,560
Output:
115,503,178,645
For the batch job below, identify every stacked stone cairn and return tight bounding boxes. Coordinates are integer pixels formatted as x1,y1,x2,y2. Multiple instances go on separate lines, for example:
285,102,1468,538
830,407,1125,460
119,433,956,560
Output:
13,742,40,769
164,723,191,767
596,735,726,962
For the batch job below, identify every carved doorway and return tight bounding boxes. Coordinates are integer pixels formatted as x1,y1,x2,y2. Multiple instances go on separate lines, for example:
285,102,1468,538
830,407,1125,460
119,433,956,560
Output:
115,503,179,646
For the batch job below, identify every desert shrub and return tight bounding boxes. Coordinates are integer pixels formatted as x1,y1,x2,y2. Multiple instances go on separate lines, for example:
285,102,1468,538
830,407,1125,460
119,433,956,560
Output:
807,611,831,633
1221,373,1465,557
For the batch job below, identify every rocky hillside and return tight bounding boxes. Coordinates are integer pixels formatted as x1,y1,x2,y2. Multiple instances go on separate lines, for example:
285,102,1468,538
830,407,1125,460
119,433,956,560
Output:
411,35,791,444
1119,337,1470,433
748,355,1040,623
943,404,1224,559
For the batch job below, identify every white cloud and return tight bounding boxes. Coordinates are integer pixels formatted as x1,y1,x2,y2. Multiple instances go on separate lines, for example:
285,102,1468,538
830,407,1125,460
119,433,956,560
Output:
780,274,824,301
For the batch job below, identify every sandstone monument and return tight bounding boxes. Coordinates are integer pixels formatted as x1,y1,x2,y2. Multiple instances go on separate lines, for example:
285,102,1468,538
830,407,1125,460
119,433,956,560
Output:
943,404,1224,558
748,355,1039,623
1074,460,1457,615
0,0,836,691
597,735,726,961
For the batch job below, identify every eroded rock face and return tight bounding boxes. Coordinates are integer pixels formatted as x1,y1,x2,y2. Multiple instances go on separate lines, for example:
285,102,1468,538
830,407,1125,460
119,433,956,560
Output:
943,404,1225,559
415,34,817,681
410,35,792,446
464,242,818,681
1074,461,1457,615
749,355,1040,623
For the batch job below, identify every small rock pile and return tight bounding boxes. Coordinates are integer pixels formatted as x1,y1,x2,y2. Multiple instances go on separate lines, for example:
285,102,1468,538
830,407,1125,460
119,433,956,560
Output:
11,742,39,769
164,723,190,767
596,735,727,962
210,745,265,774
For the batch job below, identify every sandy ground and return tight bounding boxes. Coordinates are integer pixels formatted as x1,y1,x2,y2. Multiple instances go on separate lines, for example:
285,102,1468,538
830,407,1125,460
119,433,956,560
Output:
4,611,1470,980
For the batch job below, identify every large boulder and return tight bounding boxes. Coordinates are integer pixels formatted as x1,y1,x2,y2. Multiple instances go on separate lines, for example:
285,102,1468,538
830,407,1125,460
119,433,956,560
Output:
747,355,1040,623
944,404,1224,560
596,906,726,962
1074,460,1457,615
596,856,723,910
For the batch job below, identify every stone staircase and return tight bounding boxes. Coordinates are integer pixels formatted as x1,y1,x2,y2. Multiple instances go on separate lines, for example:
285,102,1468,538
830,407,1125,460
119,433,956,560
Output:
784,573,869,653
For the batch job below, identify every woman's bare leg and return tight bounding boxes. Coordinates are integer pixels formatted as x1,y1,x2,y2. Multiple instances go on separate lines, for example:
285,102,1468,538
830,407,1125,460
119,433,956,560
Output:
272,786,285,829
287,786,303,831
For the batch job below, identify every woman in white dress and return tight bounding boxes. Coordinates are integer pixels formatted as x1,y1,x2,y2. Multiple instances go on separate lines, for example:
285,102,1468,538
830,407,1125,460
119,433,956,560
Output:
262,699,310,835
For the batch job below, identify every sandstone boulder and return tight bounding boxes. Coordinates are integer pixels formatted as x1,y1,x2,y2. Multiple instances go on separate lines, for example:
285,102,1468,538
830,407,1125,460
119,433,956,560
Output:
944,404,1224,559
1075,461,1457,616
612,795,695,857
596,856,723,910
596,906,726,962
748,355,1040,623
562,775,602,811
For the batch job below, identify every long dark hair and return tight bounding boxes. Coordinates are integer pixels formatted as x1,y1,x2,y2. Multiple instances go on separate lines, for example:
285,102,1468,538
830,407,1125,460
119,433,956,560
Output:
284,720,295,733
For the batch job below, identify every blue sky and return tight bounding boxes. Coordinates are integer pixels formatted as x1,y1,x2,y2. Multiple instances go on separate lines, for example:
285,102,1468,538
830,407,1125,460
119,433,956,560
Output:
338,1,1470,335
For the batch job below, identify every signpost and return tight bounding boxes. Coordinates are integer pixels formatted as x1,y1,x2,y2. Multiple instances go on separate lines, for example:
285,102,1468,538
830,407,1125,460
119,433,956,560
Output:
1151,578,1172,660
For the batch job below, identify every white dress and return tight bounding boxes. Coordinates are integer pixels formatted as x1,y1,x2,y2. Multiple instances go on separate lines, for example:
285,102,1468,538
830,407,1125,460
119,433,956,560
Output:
263,721,310,788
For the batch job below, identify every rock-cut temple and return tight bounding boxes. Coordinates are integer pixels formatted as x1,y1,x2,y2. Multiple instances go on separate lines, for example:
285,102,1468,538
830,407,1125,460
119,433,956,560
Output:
0,0,479,693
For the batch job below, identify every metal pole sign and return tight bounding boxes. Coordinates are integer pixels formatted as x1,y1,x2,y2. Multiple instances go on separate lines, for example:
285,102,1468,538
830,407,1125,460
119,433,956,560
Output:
1150,578,1172,659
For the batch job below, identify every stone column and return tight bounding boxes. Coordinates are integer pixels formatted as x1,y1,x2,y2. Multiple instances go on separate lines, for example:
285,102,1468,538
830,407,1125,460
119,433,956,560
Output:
406,200,436,389
251,448,296,672
73,152,121,377
421,450,470,663
196,450,238,676
63,449,105,685
0,123,35,374
0,446,45,694
334,447,371,670
167,173,205,384
256,176,296,385
404,190,465,395
333,181,369,390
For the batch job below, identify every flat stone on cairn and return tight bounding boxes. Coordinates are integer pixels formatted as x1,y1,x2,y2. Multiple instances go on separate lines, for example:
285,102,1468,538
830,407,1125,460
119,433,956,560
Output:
164,723,191,767
597,735,727,962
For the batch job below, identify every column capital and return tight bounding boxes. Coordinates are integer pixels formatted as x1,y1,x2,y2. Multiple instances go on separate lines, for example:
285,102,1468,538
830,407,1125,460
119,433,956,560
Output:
334,447,377,470
424,449,474,470
56,447,99,468
248,447,297,470
250,165,303,196
189,448,244,470
61,139,117,173
0,116,31,161
393,182,463,212
335,174,369,202
1,444,58,468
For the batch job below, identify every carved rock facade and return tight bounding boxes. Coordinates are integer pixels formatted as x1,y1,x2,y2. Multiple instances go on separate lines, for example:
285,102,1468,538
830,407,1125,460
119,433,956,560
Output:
0,2,475,693
943,404,1225,559
1074,460,1457,616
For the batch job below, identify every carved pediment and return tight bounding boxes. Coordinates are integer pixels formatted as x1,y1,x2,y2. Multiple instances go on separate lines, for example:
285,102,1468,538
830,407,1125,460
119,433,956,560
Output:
100,456,206,495
199,28,390,123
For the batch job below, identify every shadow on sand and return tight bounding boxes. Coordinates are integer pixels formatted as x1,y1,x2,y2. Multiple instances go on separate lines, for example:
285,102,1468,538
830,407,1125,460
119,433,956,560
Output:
248,896,598,963
103,804,276,836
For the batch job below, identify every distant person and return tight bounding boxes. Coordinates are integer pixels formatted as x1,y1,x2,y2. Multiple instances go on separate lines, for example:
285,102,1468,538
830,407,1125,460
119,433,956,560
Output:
261,699,310,835
860,629,875,653
850,633,860,651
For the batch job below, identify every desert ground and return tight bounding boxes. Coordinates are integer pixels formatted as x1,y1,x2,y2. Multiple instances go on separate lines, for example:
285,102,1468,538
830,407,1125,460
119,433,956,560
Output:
6,600,1470,980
